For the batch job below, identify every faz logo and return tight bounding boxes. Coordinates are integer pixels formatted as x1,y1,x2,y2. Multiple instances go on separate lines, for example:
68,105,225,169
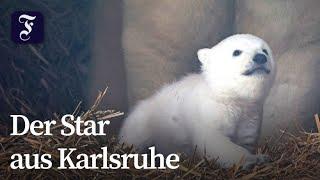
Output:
11,11,44,43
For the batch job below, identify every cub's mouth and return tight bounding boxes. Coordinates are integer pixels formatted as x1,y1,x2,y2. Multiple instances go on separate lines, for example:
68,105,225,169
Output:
242,66,270,76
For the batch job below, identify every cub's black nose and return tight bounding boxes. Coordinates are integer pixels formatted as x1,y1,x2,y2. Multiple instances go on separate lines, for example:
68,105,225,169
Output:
253,53,267,64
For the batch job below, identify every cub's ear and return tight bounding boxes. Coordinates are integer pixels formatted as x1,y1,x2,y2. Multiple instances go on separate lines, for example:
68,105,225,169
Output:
197,48,211,65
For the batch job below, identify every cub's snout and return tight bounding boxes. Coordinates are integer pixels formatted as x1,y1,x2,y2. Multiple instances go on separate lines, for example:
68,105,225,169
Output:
253,53,267,65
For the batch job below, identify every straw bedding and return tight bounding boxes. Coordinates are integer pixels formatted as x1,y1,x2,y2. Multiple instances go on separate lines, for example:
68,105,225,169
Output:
1,90,319,179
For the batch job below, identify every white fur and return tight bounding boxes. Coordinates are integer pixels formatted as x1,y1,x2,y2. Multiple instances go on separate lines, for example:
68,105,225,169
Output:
119,34,276,167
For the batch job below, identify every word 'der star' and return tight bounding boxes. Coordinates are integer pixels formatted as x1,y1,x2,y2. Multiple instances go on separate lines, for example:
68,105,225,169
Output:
10,114,110,136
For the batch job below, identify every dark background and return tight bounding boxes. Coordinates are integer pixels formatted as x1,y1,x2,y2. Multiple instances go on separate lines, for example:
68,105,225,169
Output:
0,0,101,134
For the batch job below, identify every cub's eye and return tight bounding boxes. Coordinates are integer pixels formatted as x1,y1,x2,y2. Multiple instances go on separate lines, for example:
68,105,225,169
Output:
233,50,242,57
262,49,269,55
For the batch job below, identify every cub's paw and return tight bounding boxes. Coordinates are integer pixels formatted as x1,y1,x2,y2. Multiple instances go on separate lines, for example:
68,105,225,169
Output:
242,154,270,170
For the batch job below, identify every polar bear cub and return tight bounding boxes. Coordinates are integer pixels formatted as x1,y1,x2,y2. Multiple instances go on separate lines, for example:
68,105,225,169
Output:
119,34,276,167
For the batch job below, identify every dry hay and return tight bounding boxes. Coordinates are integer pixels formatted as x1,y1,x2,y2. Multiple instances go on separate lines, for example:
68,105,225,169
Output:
0,90,320,179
